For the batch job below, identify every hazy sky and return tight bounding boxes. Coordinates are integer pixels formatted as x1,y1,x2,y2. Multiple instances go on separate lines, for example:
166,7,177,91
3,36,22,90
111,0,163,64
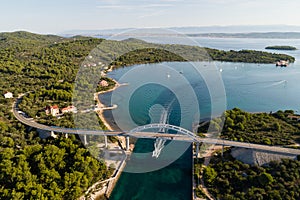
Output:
1,0,300,33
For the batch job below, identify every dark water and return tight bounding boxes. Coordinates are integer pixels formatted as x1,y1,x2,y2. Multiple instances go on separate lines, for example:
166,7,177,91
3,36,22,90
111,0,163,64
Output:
110,140,192,200
102,37,300,200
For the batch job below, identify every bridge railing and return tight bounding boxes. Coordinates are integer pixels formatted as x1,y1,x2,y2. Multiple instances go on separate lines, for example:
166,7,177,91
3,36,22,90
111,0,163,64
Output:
128,123,195,137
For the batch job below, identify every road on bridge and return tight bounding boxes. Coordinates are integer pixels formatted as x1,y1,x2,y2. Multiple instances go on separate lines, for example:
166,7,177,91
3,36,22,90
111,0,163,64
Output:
12,95,300,156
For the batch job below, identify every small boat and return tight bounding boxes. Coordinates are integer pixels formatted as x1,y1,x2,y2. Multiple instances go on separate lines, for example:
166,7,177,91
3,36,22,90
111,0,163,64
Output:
276,60,289,67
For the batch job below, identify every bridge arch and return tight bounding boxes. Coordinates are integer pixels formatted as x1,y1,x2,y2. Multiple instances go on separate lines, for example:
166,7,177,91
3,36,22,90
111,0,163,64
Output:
128,123,196,139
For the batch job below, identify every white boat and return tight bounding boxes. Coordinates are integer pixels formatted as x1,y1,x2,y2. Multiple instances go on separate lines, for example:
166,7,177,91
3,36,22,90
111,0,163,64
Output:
276,60,289,67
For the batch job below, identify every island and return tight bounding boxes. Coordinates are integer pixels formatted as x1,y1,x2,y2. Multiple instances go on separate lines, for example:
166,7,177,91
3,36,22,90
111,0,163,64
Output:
108,39,296,65
187,32,300,39
266,45,297,50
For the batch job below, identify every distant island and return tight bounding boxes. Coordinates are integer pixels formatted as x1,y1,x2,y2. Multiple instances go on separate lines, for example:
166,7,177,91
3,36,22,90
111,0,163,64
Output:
187,32,300,39
266,45,297,51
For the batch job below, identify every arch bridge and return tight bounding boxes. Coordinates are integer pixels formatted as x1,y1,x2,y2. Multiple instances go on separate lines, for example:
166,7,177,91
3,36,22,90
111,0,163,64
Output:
12,96,300,157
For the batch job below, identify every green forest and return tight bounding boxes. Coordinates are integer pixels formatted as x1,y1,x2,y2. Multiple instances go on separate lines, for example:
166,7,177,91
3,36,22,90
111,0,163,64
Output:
198,108,300,146
195,108,300,199
0,32,114,199
110,42,295,66
0,135,112,199
201,151,300,200
0,31,297,199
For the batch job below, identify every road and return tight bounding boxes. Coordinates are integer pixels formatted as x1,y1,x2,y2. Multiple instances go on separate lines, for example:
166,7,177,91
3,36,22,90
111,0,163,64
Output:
12,96,300,156
12,96,122,136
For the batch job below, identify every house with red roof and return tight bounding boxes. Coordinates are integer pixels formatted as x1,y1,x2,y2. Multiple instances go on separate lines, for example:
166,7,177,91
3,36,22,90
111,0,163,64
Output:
61,105,77,114
45,105,60,117
99,80,109,87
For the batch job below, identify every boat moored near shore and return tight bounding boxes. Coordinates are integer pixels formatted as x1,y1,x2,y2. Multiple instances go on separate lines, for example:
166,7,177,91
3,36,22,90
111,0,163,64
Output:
276,60,289,67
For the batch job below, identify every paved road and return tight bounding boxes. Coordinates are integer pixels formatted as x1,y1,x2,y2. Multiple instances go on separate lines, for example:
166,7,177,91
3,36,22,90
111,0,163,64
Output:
12,96,122,136
128,132,300,155
13,96,300,156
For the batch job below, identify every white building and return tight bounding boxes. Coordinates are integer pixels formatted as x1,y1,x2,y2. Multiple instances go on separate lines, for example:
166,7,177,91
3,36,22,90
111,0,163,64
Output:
4,92,13,99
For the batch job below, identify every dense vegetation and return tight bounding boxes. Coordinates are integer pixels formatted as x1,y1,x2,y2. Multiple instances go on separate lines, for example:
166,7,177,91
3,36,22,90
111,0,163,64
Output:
110,41,295,66
195,109,300,199
0,135,112,199
96,77,116,93
201,151,300,200
266,45,297,50
111,47,187,67
0,32,111,199
206,49,295,63
198,108,300,145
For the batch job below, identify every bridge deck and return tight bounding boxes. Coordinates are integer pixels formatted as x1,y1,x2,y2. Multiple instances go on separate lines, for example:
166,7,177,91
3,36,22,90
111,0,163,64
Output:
127,132,300,155
13,96,300,156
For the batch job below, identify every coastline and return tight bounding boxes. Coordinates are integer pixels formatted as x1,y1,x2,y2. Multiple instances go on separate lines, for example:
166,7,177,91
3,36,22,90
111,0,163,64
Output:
94,77,129,149
94,78,120,131
91,72,131,199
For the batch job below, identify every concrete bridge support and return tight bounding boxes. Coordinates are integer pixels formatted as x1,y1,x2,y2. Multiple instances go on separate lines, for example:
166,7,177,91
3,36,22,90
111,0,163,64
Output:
126,136,130,151
104,136,108,148
221,145,224,157
84,135,88,146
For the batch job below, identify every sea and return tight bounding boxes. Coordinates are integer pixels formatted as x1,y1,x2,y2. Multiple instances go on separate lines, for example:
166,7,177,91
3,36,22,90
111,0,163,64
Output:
98,36,300,200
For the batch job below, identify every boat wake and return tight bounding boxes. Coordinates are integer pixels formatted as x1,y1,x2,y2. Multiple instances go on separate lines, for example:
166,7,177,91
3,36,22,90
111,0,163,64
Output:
264,80,287,88
240,80,286,85
239,80,287,87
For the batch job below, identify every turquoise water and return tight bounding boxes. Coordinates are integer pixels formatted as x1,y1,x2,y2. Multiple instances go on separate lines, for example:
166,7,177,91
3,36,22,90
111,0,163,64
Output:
105,38,300,115
110,140,192,200
102,37,300,200
108,82,193,200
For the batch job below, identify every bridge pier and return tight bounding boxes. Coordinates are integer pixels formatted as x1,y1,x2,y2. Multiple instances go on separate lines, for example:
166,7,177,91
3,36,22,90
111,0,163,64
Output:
126,136,130,151
84,135,88,145
221,145,224,157
104,136,108,148
50,131,57,138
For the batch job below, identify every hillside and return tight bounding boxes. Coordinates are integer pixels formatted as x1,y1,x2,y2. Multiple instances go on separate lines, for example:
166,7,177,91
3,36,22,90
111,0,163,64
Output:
0,32,109,199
